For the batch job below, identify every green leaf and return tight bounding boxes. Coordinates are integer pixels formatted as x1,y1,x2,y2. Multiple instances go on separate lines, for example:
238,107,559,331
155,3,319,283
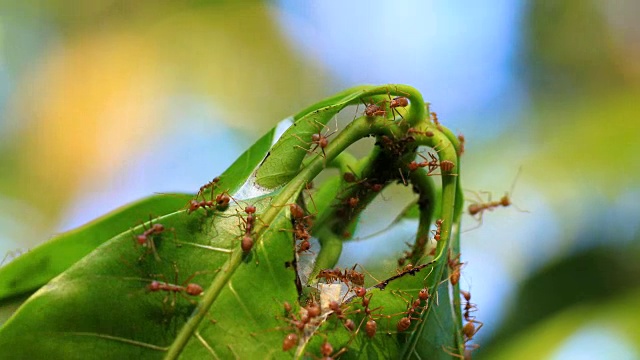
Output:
0,194,192,301
402,277,458,359
255,106,343,188
0,194,298,359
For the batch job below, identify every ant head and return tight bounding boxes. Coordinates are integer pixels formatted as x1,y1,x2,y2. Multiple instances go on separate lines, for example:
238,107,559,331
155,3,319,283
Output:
311,133,321,142
245,205,256,214
188,200,200,213
460,290,471,301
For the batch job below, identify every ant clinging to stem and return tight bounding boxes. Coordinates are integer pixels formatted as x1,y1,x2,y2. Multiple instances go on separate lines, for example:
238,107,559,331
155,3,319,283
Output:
293,117,338,165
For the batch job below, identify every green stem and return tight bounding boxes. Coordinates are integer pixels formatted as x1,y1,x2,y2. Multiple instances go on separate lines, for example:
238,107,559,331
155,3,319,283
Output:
438,125,466,355
408,169,437,263
398,126,460,356
294,84,426,127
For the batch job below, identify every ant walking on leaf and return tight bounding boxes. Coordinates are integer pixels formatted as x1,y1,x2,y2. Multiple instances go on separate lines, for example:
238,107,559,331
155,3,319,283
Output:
132,215,176,262
146,263,206,313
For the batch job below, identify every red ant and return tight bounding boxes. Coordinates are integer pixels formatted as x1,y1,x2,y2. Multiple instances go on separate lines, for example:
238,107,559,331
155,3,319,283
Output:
239,205,257,254
360,97,387,118
415,152,441,174
277,203,314,255
343,171,386,194
146,264,204,309
459,289,483,358
431,112,440,126
196,176,220,199
387,90,410,120
187,199,211,214
466,169,527,229
317,268,342,284
294,118,338,162
389,96,409,109
187,190,230,214
317,265,367,290
388,288,429,332
448,253,464,286
344,266,365,287
432,218,443,241
407,127,434,137
133,216,174,261
457,133,465,156
396,300,423,332
460,290,477,322
317,339,347,360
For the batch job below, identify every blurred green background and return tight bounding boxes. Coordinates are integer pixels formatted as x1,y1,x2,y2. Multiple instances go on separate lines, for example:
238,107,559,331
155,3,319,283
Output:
0,1,639,359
